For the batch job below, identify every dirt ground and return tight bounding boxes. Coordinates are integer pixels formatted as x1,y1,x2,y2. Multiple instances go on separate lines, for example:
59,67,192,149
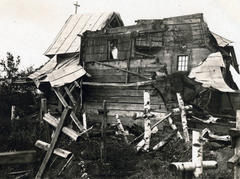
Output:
0,113,235,179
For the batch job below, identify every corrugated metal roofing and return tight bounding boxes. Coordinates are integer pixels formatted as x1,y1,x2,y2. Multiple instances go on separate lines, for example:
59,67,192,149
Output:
44,12,123,56
188,52,235,92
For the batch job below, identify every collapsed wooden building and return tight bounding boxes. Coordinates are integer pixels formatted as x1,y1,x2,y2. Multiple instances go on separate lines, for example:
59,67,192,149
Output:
28,12,240,128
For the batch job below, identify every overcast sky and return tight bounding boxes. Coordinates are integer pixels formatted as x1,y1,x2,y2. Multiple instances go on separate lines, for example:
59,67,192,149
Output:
0,0,240,70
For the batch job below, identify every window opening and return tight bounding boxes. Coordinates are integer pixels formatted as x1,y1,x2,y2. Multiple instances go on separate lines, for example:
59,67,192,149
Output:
109,40,118,59
177,55,188,71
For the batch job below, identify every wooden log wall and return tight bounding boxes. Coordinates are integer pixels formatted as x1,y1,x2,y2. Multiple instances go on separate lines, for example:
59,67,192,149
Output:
85,33,132,62
80,13,218,126
83,58,168,126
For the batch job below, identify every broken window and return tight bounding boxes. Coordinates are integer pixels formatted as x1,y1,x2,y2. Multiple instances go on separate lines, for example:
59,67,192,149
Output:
108,40,118,59
177,55,188,71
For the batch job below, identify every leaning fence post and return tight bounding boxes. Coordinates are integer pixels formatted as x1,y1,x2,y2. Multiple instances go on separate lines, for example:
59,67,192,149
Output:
41,98,51,143
228,110,240,178
11,105,16,121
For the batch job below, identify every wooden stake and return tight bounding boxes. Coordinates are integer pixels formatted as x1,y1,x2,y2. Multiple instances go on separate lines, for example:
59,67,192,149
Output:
100,100,107,163
176,93,189,142
42,98,51,143
35,106,72,179
11,105,16,121
82,111,87,131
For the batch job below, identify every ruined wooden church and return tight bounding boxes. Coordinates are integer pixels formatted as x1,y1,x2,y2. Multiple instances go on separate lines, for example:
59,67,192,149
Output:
28,12,240,127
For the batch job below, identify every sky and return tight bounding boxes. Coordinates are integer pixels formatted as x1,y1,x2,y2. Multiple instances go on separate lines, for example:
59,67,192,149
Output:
0,0,240,71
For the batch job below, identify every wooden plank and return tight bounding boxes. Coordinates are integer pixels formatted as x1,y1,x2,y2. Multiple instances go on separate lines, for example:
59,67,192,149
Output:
64,86,77,106
53,88,69,108
43,114,80,141
35,140,72,158
35,107,71,179
53,87,84,132
0,150,36,164
70,112,84,132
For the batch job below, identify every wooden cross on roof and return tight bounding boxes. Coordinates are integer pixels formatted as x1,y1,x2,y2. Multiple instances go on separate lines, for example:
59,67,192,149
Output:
74,1,80,14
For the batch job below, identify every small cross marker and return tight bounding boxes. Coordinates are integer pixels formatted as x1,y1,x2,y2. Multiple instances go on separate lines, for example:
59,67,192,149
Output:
74,1,80,14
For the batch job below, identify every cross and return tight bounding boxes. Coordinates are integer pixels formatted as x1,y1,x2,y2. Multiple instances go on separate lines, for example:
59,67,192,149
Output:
74,1,80,14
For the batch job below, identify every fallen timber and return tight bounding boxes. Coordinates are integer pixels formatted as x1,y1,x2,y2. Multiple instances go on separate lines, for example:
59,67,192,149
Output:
35,140,72,158
187,116,236,135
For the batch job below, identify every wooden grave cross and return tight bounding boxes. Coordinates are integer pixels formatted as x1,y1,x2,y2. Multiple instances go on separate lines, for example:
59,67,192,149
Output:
169,130,218,178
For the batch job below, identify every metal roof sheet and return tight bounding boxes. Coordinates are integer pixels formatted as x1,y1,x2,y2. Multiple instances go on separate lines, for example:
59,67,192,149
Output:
210,31,233,47
44,12,123,56
47,59,86,87
29,54,86,88
188,52,235,92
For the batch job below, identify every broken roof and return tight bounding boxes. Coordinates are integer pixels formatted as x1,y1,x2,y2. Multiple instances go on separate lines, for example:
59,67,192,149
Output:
188,52,236,93
29,55,86,88
44,12,123,57
210,31,233,47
